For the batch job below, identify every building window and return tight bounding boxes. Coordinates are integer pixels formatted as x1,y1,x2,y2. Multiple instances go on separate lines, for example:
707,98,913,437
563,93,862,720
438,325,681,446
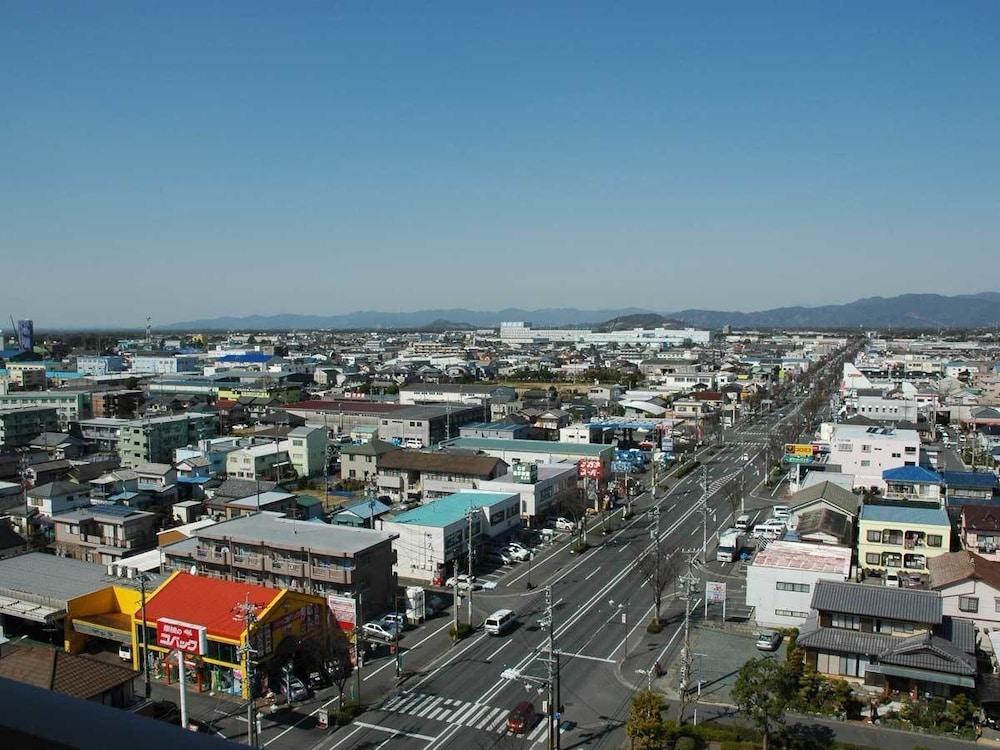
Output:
776,582,810,593
775,609,809,618
866,530,882,543
959,596,979,613
860,460,871,468
831,614,861,630
861,444,871,453
865,553,881,565
926,535,943,548
994,597,1000,614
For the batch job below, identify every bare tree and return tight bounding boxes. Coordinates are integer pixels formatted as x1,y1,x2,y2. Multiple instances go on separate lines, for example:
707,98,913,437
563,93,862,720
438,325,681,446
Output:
632,539,682,626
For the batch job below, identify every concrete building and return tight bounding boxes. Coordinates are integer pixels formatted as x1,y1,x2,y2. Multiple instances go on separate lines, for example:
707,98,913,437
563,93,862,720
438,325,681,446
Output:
91,390,142,419
440,437,613,476
746,541,852,628
117,413,219,468
6,363,47,390
162,512,398,609
398,383,516,406
499,321,711,347
130,354,200,375
287,425,327,478
824,423,920,491
478,463,578,524
858,503,951,576
854,394,919,423
380,490,521,584
74,417,129,452
76,356,124,376
377,404,485,447
0,392,91,431
0,405,60,448
53,504,158,564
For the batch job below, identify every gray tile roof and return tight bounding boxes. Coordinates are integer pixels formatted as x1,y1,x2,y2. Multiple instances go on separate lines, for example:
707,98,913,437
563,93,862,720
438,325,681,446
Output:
196,513,397,555
810,580,942,624
790,481,859,516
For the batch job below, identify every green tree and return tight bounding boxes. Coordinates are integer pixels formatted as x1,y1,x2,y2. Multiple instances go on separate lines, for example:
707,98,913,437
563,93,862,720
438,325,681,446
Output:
732,658,795,750
626,689,669,750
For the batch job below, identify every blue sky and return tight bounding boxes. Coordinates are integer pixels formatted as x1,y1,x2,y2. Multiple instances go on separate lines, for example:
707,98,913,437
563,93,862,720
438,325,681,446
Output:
2,2,998,326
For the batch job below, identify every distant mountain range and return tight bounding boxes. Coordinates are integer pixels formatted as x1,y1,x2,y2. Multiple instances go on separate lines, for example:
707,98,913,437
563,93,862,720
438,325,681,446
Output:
168,293,1000,331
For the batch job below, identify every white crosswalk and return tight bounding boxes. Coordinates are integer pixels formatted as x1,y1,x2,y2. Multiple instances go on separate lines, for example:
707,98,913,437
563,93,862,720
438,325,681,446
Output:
378,691,551,742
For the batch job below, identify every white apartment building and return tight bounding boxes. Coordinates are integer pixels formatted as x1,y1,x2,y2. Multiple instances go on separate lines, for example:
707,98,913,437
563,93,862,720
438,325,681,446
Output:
76,356,124,376
822,423,921,491
499,321,711,347
130,354,200,374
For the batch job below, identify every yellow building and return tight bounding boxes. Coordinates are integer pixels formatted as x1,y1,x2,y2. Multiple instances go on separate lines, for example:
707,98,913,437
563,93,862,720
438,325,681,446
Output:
132,572,327,698
858,503,951,575
217,384,301,403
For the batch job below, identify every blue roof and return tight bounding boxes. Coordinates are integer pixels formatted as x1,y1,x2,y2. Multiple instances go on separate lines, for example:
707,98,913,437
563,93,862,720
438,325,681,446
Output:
860,504,949,526
390,490,515,527
218,353,272,363
338,499,392,519
941,471,999,490
882,466,942,484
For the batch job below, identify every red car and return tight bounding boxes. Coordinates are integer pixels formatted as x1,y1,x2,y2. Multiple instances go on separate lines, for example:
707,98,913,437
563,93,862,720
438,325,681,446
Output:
507,701,536,734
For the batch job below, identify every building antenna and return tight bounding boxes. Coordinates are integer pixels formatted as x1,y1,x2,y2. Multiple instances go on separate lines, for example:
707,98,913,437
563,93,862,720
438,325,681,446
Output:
145,316,152,344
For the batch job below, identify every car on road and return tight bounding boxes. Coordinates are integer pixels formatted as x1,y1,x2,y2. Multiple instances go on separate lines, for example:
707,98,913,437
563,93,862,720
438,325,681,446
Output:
362,621,399,642
445,574,481,591
741,453,750,462
554,517,576,532
734,513,751,531
755,630,782,651
507,700,536,733
771,505,790,519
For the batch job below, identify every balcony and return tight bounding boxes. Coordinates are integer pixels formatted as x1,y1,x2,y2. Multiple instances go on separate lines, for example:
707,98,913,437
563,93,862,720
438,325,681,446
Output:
231,552,264,570
309,565,352,585
267,558,305,576
194,547,228,562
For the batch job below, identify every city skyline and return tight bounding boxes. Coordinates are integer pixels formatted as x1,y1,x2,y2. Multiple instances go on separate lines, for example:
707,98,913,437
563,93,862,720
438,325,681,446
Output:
3,2,999,326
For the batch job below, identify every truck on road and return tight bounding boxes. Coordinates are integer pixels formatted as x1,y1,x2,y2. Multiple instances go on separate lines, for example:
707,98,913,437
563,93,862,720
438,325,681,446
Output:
716,528,743,562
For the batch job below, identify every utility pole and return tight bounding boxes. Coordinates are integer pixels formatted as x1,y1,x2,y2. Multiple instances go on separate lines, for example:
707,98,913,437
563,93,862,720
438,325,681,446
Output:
137,572,152,699
700,466,711,562
651,506,661,622
543,585,560,750
451,560,460,645
394,591,402,678
678,557,699,724
466,508,475,625
233,595,262,748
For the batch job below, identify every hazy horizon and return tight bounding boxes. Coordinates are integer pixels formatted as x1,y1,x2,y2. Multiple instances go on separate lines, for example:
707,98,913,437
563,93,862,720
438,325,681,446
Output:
4,3,999,327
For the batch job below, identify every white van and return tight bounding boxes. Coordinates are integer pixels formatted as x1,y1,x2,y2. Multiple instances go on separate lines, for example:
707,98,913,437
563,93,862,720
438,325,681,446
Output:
735,514,752,531
485,609,517,636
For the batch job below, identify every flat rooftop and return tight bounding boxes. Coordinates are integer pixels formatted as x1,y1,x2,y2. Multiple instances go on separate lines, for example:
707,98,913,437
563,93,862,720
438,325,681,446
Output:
389,490,517,527
752,540,852,574
197,512,396,554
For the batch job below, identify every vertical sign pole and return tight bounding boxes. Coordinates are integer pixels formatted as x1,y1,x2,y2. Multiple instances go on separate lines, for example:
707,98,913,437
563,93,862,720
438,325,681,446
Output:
177,650,188,730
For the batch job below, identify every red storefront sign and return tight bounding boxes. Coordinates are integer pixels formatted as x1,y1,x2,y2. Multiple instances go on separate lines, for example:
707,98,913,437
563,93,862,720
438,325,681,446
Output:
156,618,207,655
577,458,604,480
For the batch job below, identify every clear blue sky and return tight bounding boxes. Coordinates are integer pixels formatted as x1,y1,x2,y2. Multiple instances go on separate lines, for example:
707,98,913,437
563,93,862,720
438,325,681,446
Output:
2,2,998,326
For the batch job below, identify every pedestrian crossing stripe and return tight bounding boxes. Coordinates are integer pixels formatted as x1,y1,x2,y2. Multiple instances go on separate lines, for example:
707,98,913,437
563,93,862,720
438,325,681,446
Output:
378,691,552,741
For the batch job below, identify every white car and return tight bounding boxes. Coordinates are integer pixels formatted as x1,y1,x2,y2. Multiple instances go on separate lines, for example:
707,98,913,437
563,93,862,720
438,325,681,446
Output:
771,505,791,519
554,517,575,532
362,621,398,642
506,546,531,562
885,572,901,588
445,574,481,591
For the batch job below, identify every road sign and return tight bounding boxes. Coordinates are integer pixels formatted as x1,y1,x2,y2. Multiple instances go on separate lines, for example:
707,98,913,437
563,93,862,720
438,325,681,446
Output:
705,581,726,604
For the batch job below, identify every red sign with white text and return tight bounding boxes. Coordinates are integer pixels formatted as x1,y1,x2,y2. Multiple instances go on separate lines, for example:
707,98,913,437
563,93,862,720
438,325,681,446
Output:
156,618,207,655
577,458,604,480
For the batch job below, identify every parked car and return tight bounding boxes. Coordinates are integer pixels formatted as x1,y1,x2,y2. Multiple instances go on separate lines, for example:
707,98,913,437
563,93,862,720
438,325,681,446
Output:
118,643,132,662
554,517,575,531
771,505,791,519
506,700,536,733
283,676,310,702
505,545,531,562
488,548,515,565
381,612,407,631
885,572,901,588
755,630,782,651
445,574,481,591
362,621,399,642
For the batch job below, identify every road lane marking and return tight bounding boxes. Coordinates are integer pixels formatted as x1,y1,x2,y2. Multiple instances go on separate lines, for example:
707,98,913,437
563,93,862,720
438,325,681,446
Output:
558,651,615,664
326,725,364,749
353,721,436,741
584,566,601,581
486,640,512,661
